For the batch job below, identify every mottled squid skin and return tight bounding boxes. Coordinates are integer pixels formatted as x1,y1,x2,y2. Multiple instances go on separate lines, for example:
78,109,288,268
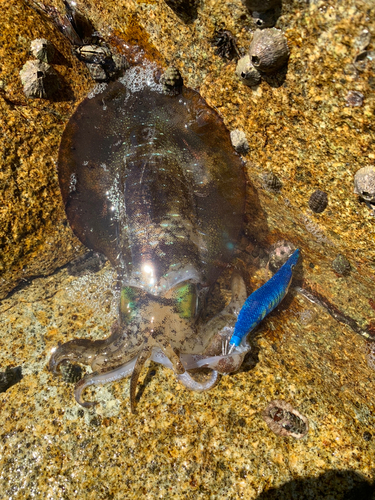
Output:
229,249,300,351
49,62,249,412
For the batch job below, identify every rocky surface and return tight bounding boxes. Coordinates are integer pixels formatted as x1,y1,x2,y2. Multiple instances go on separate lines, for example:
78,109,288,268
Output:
1,0,375,498
0,0,92,298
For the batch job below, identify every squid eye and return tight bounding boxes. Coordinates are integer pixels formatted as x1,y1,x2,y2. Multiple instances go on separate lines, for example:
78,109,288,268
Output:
120,286,139,323
172,282,197,319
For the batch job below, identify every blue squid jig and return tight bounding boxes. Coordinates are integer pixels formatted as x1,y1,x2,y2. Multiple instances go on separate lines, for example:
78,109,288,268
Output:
228,249,300,353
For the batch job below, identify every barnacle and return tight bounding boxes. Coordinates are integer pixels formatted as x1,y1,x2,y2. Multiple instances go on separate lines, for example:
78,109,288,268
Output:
236,55,262,87
160,66,183,94
211,29,241,61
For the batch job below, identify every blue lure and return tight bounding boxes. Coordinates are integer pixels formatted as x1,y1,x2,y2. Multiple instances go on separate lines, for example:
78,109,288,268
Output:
229,249,300,351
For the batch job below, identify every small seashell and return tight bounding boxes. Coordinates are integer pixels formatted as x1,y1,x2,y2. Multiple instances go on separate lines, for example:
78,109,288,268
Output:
332,254,351,276
86,63,107,81
261,170,282,192
230,129,250,155
346,90,364,107
111,53,129,76
262,399,309,439
19,60,59,99
251,9,278,29
249,28,289,73
160,66,183,94
241,0,281,28
60,362,84,384
354,29,371,52
353,50,375,72
354,166,375,202
269,240,295,272
30,38,55,63
363,430,372,441
308,189,328,213
75,45,112,64
164,0,199,24
236,54,262,86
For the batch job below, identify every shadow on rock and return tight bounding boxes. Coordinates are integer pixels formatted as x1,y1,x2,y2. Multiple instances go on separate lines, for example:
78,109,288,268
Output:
255,470,375,500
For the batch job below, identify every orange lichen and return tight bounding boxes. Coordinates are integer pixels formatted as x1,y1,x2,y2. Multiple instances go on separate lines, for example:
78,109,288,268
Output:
109,14,164,67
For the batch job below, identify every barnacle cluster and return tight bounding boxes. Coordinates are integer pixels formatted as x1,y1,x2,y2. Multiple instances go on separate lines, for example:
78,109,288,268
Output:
268,240,296,272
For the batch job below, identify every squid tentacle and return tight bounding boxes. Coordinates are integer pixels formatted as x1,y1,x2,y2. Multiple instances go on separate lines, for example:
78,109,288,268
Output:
74,356,137,407
176,370,219,391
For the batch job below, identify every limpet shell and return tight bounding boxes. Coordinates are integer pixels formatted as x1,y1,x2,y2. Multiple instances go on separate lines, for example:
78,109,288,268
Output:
30,38,55,63
19,59,59,99
236,54,262,87
249,28,289,73
354,166,375,202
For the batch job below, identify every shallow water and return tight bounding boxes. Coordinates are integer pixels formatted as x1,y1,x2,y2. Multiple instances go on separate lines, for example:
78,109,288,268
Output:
1,0,375,498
